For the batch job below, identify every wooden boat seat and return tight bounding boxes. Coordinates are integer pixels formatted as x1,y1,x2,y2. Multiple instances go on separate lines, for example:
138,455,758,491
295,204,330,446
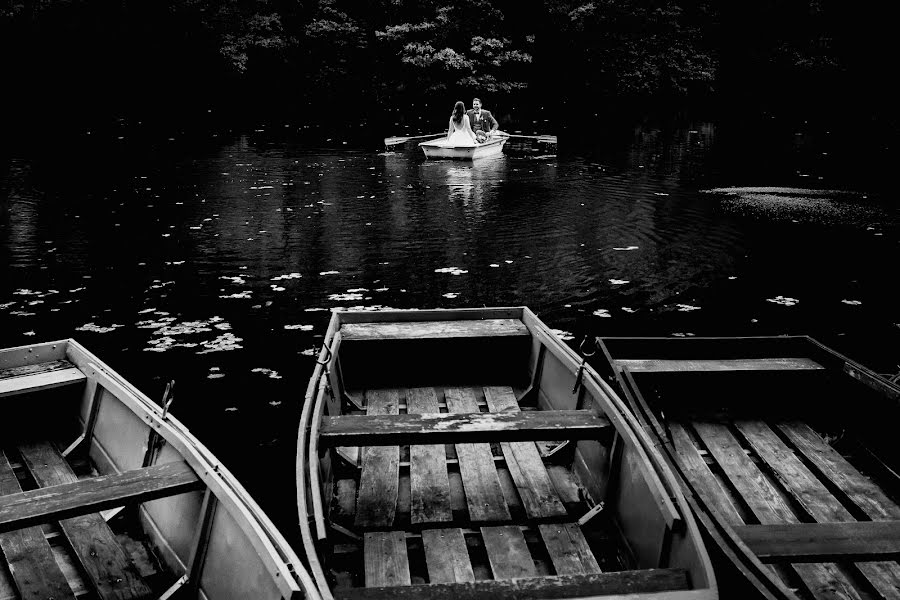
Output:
734,521,900,561
0,359,86,398
322,410,610,447
337,568,692,599
614,357,824,373
0,459,202,534
340,319,529,341
1,441,188,600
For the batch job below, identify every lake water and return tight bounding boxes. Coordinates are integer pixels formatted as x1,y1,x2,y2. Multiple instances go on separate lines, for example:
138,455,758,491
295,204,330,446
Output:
2,116,898,537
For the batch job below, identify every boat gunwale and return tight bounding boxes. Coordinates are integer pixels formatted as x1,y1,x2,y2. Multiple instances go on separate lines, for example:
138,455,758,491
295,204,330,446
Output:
521,309,717,592
56,339,318,600
298,308,717,598
596,334,900,600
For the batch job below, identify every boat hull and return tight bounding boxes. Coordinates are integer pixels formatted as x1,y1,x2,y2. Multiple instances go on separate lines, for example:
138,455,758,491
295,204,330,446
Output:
0,340,317,600
419,137,506,160
298,307,717,600
597,335,900,600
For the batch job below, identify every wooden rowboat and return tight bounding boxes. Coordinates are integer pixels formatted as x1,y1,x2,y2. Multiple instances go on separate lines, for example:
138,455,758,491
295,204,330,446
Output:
0,339,318,600
597,335,900,600
297,308,717,600
418,136,506,160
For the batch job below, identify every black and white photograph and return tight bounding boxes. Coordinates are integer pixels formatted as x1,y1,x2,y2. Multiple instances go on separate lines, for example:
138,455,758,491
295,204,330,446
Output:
2,1,899,598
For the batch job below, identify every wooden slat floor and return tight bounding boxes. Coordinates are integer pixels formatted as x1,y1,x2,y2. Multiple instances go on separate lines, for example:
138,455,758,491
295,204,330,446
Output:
348,386,616,592
0,443,162,600
676,417,900,600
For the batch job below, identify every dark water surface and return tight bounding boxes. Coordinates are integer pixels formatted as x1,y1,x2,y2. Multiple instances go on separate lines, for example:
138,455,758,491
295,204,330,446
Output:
2,118,898,537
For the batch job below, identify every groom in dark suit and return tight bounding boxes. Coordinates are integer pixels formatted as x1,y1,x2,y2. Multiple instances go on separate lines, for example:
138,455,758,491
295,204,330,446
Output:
467,97,498,143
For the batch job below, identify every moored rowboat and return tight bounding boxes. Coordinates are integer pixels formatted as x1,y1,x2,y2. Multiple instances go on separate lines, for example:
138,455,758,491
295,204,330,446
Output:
297,307,717,600
0,339,317,600
419,136,506,160
597,335,900,600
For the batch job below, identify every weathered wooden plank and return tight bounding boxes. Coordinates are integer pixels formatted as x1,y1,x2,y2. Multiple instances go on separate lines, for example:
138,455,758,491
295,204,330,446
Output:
791,563,865,600
483,387,567,519
321,410,609,447
537,523,602,575
614,358,824,373
334,568,691,600
691,422,797,524
421,528,475,584
734,521,900,560
854,562,900,600
356,390,401,528
777,421,900,521
0,367,85,398
735,420,852,523
17,442,152,600
341,319,528,341
669,422,743,526
407,387,452,525
0,359,74,380
364,531,411,588
444,388,510,523
0,461,202,534
0,451,77,600
481,525,537,580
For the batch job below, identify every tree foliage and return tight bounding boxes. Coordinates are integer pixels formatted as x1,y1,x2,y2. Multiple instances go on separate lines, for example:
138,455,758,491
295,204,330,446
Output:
1,0,885,128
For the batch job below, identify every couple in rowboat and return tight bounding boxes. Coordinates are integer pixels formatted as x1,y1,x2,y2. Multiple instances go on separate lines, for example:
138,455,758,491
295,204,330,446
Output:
445,97,499,147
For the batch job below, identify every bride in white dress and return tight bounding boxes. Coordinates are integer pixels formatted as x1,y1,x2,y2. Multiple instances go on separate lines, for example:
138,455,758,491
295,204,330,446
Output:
439,101,478,147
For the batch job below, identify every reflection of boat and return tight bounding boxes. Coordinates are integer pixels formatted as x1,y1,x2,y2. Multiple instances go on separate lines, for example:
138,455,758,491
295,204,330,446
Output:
597,335,900,600
0,339,316,600
419,136,506,160
298,307,717,600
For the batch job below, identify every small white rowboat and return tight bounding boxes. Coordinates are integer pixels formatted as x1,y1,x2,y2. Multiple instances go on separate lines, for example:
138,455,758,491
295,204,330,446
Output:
419,136,507,160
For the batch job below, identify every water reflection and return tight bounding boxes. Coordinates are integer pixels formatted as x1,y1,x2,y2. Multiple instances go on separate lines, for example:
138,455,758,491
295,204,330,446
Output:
419,156,508,213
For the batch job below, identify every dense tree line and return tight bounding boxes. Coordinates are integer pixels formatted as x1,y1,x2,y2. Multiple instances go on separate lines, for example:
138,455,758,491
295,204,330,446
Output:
1,1,894,138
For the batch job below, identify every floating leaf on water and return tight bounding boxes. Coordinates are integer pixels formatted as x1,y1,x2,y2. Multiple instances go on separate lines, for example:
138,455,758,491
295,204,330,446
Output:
435,267,468,275
767,296,799,306
76,322,123,333
220,291,252,299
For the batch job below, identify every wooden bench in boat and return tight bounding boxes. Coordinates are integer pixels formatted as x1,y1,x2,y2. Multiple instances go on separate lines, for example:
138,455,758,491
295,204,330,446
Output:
351,386,636,596
0,459,202,533
613,357,824,373
0,359,86,398
735,521,900,560
0,441,202,600
340,319,529,341
321,410,610,447
336,568,692,599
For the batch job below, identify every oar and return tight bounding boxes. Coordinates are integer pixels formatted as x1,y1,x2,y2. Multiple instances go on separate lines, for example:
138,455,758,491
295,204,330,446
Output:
496,131,557,144
384,133,444,146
